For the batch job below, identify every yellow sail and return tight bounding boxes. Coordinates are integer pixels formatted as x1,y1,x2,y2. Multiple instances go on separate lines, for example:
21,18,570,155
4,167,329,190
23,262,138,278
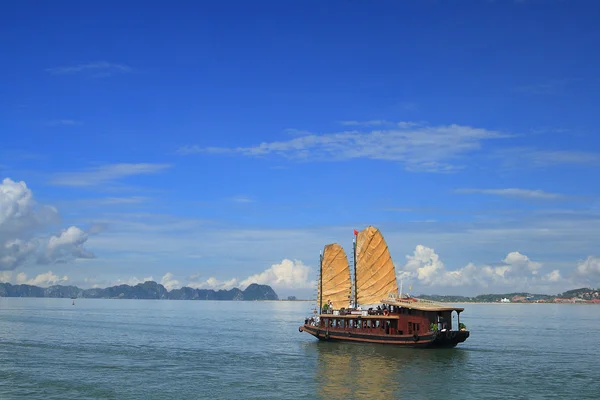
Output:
318,243,352,310
355,226,399,305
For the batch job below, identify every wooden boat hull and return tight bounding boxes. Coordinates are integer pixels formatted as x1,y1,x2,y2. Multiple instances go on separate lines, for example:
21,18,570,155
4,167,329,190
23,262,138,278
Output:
299,324,469,348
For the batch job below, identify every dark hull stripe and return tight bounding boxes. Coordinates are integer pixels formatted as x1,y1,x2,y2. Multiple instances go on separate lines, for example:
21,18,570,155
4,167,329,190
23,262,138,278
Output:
300,325,469,348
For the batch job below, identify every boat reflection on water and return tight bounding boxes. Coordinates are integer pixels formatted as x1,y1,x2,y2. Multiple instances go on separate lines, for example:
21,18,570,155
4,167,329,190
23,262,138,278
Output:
314,342,469,400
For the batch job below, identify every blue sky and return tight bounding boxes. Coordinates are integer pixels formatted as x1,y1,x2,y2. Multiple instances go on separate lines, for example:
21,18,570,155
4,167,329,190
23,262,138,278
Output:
1,0,599,297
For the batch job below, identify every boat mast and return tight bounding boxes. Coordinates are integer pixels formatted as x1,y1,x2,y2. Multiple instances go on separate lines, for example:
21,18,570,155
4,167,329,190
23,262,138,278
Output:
353,231,357,308
319,249,323,314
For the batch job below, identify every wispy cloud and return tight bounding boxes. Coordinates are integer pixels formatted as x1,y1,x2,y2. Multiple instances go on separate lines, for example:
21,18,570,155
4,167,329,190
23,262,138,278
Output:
230,195,254,204
513,79,575,95
338,120,421,128
46,61,132,77
67,197,149,207
498,148,600,168
177,123,510,173
97,196,147,205
49,163,171,187
339,120,391,127
455,188,565,200
44,120,82,127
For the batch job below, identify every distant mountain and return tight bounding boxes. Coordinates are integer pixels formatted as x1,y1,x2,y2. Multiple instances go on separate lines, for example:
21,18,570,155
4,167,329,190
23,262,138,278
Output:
418,287,599,303
0,281,279,301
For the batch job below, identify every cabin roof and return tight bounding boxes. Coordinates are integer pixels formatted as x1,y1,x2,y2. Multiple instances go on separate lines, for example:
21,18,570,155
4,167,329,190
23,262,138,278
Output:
382,298,464,312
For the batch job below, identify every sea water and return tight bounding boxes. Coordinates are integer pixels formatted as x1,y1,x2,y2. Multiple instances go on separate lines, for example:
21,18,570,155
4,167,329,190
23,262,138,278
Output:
0,298,598,399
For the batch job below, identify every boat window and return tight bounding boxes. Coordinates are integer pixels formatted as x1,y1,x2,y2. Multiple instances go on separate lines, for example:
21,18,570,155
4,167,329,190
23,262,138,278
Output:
367,320,371,328
375,320,380,328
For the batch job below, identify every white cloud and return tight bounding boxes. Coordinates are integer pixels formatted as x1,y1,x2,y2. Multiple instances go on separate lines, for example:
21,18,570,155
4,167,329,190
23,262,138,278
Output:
239,259,315,290
397,245,564,291
545,269,562,282
111,276,154,287
44,226,95,262
160,272,180,290
15,271,68,287
83,197,148,206
179,259,315,292
0,271,12,282
498,148,600,168
514,80,567,95
502,251,542,276
573,256,600,283
49,163,171,187
0,178,94,270
230,195,254,203
401,245,445,285
46,61,132,76
339,120,420,128
0,178,58,233
187,272,201,280
186,277,240,290
45,120,82,127
455,188,564,200
176,123,510,173
184,273,239,290
1,239,39,270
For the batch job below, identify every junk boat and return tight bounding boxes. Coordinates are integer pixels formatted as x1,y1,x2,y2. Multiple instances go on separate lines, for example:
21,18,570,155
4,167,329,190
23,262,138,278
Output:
299,226,470,348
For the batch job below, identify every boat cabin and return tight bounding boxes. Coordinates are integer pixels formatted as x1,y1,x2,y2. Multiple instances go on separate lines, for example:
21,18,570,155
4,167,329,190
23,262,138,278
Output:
307,300,464,337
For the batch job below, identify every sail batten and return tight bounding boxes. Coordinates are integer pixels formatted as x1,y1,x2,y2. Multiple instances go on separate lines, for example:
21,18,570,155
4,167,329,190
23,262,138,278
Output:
355,226,399,305
318,243,352,310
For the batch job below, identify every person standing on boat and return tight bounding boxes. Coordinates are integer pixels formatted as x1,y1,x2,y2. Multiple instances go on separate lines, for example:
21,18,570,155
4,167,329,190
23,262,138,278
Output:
328,300,333,313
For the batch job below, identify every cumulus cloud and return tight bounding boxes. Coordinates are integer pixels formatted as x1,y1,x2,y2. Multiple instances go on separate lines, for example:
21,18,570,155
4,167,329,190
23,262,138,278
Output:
186,277,240,290
111,276,154,287
239,259,315,289
0,178,94,270
397,245,562,291
181,259,316,291
15,270,68,287
160,272,180,290
44,226,95,262
1,238,40,270
544,269,562,283
0,178,58,234
573,256,600,285
0,270,12,283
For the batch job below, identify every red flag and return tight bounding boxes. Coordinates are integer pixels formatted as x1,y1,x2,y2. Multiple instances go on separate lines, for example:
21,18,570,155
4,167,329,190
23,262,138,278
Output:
353,229,358,235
